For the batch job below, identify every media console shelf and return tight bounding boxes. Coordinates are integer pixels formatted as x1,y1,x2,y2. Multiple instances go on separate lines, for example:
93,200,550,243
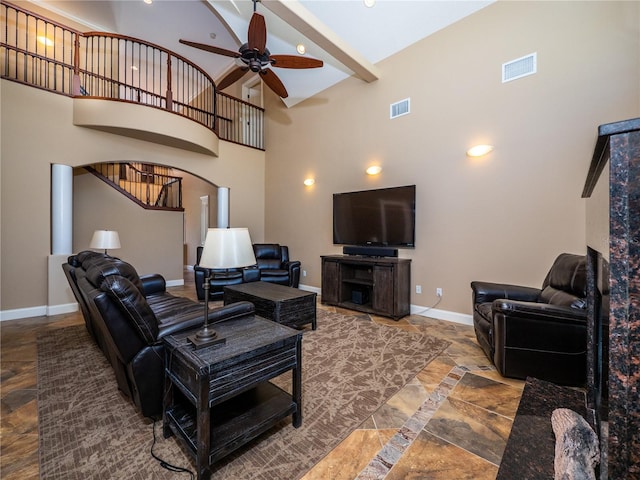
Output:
321,255,411,319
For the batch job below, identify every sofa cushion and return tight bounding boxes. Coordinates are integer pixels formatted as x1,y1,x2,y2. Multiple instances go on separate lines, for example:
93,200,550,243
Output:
84,257,144,292
101,275,159,344
254,244,282,270
542,253,587,298
539,286,587,309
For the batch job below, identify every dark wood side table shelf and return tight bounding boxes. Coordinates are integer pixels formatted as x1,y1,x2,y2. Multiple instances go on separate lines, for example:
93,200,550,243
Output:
162,316,302,480
321,255,411,319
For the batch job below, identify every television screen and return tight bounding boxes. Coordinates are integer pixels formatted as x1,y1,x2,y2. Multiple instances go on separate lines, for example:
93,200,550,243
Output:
333,185,416,247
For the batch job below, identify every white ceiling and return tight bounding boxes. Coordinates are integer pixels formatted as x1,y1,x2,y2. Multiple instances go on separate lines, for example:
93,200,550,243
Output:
31,0,493,107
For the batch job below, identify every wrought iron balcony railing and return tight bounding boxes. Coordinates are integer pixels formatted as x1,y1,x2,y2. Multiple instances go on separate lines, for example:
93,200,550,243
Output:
0,0,264,150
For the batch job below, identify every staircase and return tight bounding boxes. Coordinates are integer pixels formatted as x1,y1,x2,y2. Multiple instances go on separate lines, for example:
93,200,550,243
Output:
86,163,184,211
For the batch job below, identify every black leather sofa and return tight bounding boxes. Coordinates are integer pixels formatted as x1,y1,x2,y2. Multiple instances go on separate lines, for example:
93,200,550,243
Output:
63,250,255,417
471,253,587,386
194,243,301,300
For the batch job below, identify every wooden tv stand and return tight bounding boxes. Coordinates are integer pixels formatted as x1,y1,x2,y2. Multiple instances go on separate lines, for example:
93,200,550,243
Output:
321,255,411,319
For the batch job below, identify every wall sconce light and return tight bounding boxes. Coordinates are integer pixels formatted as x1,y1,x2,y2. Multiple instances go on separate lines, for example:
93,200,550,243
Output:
296,44,306,55
364,0,376,7
366,166,382,175
37,36,54,47
466,144,494,157
303,178,315,186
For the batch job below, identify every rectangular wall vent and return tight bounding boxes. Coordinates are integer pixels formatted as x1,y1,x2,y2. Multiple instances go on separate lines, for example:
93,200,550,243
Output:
502,53,537,83
390,98,410,119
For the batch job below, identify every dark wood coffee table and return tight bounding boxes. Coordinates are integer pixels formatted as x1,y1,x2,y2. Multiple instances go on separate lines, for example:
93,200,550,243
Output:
224,281,317,330
162,315,302,480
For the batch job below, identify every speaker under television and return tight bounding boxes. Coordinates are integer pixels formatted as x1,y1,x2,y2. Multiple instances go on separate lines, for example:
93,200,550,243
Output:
343,245,398,257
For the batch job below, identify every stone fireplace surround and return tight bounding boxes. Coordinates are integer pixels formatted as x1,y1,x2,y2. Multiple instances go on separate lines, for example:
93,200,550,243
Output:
496,118,639,478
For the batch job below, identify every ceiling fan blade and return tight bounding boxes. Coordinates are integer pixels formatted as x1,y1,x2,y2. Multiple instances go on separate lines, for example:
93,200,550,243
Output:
217,67,250,90
247,12,267,54
270,55,323,69
179,39,240,58
260,69,288,98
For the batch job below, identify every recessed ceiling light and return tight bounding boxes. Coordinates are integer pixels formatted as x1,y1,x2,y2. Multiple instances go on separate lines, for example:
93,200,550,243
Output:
143,0,152,4
303,178,315,186
466,144,494,157
364,0,376,7
296,43,306,55
366,166,382,175
209,33,217,40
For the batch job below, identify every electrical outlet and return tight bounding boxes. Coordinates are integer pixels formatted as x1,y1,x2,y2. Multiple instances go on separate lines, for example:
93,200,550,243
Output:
415,285,422,294
303,270,307,277
436,287,443,297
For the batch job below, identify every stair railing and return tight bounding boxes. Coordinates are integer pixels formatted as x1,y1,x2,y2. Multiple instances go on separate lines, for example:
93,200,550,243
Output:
87,162,184,211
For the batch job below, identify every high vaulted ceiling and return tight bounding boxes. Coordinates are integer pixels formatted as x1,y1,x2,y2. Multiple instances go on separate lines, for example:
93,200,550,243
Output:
30,0,493,107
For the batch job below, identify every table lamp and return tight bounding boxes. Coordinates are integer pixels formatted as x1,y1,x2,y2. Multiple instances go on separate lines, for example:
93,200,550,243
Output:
90,230,121,255
189,227,256,349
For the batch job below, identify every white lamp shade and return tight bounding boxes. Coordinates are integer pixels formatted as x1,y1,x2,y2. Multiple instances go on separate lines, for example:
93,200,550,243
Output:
90,230,121,250
199,228,256,269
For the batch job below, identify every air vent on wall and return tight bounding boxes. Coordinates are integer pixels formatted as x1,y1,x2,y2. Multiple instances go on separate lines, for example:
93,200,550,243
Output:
390,98,410,119
502,53,537,83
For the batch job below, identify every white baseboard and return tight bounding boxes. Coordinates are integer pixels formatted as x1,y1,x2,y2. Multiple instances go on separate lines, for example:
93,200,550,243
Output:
1,302,80,321
166,279,184,287
47,302,79,316
411,305,473,325
1,305,47,321
299,284,321,294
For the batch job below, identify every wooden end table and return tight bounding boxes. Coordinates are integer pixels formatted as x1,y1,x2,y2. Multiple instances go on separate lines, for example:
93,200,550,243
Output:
223,281,317,330
162,315,302,480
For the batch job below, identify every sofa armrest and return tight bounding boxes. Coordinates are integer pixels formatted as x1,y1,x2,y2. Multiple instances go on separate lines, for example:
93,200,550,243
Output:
285,260,301,287
193,266,208,300
157,314,205,339
242,266,260,283
140,274,166,296
492,299,587,324
492,299,587,359
156,302,256,339
208,301,255,323
471,281,540,305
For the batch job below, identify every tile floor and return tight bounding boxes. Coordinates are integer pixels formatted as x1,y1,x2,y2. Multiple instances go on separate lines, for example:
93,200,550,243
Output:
1,274,524,479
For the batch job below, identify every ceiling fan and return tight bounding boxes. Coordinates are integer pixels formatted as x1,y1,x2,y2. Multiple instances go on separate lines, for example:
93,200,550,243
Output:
179,1,323,98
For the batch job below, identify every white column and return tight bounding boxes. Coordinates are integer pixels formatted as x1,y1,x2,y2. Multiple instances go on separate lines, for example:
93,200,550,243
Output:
51,164,73,255
217,187,230,228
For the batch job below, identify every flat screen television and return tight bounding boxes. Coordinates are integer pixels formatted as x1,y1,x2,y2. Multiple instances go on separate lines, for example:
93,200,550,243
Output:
333,185,416,248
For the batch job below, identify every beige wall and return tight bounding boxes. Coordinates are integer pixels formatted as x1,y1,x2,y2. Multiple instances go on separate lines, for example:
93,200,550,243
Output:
1,81,265,313
73,170,185,279
263,1,640,315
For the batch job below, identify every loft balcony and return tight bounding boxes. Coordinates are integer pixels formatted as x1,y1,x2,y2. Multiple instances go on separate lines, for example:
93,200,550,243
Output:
0,0,264,155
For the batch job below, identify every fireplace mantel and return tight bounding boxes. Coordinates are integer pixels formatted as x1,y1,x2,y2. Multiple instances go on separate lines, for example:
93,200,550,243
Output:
584,117,640,478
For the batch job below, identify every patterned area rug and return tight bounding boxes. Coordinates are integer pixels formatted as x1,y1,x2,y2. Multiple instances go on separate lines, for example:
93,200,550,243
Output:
38,310,449,479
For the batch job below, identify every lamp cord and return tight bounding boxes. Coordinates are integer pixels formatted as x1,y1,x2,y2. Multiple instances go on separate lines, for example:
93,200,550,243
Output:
150,417,195,479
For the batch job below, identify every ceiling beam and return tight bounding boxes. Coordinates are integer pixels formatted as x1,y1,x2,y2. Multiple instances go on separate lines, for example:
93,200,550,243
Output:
261,0,380,83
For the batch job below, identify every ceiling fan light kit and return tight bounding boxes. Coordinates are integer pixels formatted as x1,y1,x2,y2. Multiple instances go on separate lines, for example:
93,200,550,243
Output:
180,0,323,98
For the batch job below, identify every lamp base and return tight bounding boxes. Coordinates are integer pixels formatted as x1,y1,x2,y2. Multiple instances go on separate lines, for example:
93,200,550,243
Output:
187,328,226,349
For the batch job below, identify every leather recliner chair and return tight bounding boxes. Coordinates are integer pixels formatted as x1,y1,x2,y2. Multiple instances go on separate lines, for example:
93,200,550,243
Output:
193,245,260,300
252,243,301,287
471,253,587,386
